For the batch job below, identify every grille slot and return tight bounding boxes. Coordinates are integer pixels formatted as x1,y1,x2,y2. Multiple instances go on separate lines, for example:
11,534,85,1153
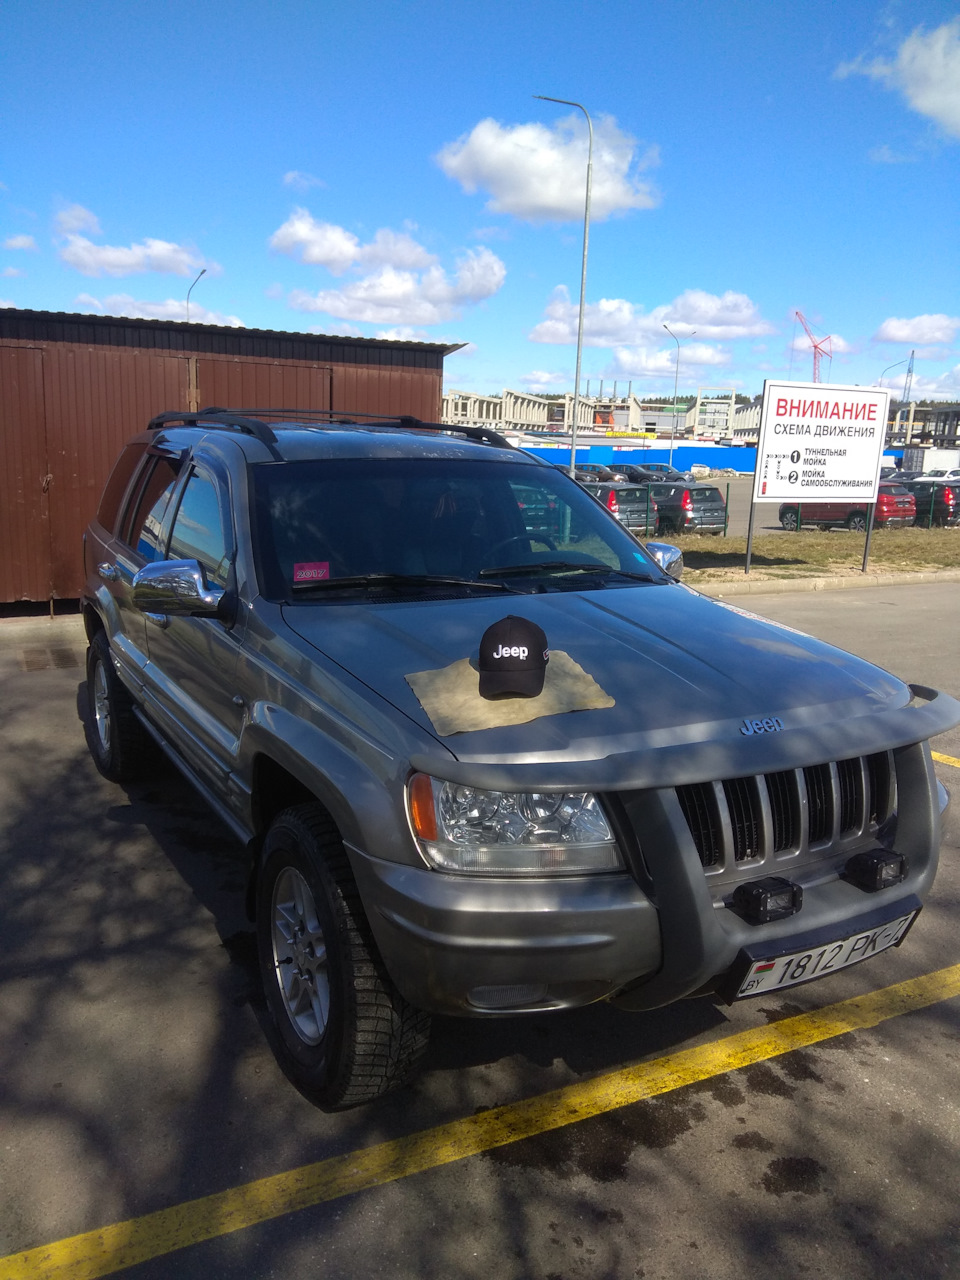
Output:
837,757,864,834
804,764,833,843
866,751,893,824
765,770,800,852
676,782,722,867
723,776,762,861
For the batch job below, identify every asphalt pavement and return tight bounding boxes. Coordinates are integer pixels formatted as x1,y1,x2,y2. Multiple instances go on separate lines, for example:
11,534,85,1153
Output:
1,585,958,1280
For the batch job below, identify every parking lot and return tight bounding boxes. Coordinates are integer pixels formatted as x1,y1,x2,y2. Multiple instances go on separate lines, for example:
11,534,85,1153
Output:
1,582,959,1280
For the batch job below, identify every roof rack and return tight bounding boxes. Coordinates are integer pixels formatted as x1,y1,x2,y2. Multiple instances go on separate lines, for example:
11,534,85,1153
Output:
147,408,279,446
148,407,515,451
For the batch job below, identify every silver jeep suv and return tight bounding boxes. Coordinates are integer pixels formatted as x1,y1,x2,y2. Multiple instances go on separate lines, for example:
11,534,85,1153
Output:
81,409,959,1108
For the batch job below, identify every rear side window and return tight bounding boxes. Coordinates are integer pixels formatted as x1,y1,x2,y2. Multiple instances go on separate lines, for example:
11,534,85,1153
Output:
96,442,149,533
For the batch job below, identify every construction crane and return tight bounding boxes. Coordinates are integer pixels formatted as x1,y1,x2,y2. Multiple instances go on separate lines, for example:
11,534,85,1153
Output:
895,349,916,440
901,349,915,406
796,311,833,383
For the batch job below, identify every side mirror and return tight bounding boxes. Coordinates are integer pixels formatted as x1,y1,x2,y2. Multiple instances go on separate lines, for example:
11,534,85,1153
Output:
645,541,683,580
132,559,226,616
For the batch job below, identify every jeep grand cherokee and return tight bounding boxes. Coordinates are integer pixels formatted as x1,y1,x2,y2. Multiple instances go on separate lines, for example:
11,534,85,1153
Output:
81,409,959,1108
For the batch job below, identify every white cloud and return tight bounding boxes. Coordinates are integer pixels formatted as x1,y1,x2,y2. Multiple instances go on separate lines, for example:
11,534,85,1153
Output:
288,246,506,326
269,209,436,274
75,292,243,326
874,313,960,344
519,369,569,392
529,286,774,347
55,204,102,235
60,233,212,278
2,267,24,277
909,366,960,399
0,298,15,308
838,19,960,138
436,114,659,222
608,343,729,380
4,234,37,251
868,144,917,164
282,170,325,191
374,326,432,342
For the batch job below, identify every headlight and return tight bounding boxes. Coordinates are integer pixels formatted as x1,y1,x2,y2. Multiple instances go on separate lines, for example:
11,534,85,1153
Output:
406,773,623,876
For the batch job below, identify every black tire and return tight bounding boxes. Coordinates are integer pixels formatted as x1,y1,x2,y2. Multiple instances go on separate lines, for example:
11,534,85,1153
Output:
780,508,799,531
256,804,431,1109
84,631,155,783
846,512,868,532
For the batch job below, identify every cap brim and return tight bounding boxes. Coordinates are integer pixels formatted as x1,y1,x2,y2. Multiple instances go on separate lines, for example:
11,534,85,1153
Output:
478,668,546,700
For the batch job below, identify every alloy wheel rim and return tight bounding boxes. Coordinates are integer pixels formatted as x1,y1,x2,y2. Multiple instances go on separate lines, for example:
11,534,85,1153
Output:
271,865,330,1045
93,660,111,753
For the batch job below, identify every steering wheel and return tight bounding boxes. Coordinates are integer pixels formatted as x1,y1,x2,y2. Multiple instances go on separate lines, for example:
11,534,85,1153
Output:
486,533,557,561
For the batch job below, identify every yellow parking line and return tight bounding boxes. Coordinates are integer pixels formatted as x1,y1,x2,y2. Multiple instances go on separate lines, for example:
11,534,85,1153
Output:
933,751,960,769
5,963,960,1280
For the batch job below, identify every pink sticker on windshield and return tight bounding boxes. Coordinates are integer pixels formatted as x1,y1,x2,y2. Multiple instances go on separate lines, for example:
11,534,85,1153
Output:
293,562,330,582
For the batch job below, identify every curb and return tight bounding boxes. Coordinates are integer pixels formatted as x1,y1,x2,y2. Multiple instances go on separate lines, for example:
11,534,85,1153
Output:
695,568,960,598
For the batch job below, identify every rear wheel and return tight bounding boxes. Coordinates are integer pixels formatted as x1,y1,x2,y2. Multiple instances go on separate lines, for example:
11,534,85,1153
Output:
256,804,431,1109
84,631,155,782
846,512,868,532
780,508,799,531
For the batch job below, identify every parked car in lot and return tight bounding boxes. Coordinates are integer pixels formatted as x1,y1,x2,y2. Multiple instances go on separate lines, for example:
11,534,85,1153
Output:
82,408,959,1108
901,479,960,527
632,463,693,483
649,482,727,535
580,480,658,534
925,468,960,481
779,483,916,532
571,462,619,482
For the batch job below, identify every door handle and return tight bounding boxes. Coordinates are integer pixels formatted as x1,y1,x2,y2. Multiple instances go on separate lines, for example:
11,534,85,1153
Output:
144,612,170,629
97,562,119,582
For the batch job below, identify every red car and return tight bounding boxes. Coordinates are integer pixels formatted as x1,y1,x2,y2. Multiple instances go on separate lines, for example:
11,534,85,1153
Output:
779,482,916,531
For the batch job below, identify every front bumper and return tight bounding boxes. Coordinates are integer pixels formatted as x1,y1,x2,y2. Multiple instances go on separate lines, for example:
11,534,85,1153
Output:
349,741,946,1018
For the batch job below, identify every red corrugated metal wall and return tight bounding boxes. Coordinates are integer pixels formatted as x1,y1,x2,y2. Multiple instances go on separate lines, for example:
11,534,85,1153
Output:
0,315,448,601
0,346,50,600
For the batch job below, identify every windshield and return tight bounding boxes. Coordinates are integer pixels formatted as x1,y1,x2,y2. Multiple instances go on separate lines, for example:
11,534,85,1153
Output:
252,456,666,600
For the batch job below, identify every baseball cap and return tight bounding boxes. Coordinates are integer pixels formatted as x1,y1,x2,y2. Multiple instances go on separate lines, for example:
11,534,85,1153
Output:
478,615,549,699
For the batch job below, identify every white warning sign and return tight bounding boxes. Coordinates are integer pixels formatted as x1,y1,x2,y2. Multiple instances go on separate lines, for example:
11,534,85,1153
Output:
753,380,890,503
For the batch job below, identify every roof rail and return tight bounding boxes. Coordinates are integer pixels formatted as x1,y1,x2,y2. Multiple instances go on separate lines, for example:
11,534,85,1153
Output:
155,406,516,451
147,408,279,446
147,407,516,452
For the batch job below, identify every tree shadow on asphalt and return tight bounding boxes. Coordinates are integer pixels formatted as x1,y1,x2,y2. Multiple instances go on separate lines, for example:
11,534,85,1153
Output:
3,667,960,1279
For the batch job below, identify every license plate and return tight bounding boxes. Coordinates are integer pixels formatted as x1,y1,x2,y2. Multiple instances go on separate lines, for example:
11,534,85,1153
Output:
735,911,917,998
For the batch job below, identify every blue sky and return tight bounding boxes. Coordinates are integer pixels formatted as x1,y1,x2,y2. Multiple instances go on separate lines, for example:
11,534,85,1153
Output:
2,1,958,401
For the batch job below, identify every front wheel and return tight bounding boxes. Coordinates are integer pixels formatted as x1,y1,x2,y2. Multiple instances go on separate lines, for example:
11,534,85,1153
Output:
780,508,799,531
256,804,431,1109
84,631,155,782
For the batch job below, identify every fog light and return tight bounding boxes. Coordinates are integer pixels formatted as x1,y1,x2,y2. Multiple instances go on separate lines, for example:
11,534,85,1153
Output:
730,876,803,924
843,850,907,892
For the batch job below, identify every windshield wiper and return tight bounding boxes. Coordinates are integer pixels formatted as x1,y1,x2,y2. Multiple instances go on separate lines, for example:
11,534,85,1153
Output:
292,572,522,595
478,561,659,583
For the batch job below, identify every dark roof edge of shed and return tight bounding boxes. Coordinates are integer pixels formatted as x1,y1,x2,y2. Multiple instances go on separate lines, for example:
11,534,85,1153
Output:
0,307,466,357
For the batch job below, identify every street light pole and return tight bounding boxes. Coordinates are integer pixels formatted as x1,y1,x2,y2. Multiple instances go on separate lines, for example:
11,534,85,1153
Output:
534,95,593,475
878,358,907,388
185,267,206,323
663,324,694,466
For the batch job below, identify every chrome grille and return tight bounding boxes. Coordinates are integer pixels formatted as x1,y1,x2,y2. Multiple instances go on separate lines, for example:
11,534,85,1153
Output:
676,752,895,877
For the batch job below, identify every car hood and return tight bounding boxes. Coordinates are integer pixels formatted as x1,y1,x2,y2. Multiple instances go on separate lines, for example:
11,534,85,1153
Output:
279,582,950,785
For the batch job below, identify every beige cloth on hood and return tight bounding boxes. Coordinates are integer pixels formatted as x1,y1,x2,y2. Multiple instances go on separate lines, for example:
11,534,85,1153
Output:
405,649,614,737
